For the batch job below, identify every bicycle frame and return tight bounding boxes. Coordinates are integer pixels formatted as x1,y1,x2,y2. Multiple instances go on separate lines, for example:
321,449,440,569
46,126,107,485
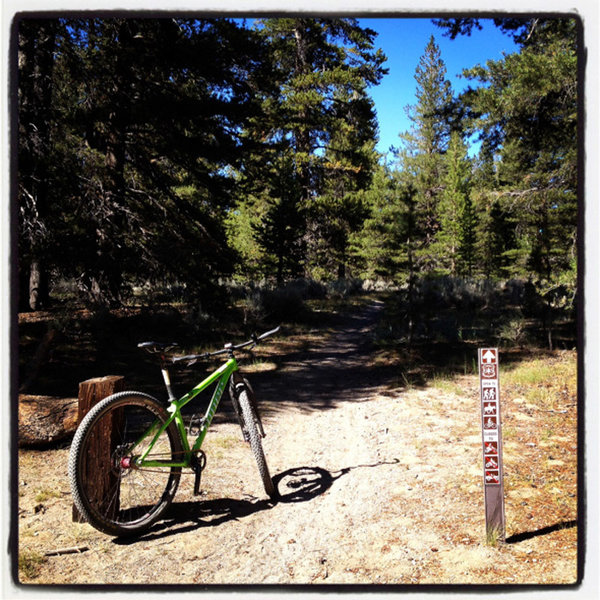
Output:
133,357,239,469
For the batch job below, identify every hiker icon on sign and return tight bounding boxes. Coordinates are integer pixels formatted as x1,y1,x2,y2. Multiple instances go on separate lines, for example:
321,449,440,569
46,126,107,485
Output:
483,388,497,401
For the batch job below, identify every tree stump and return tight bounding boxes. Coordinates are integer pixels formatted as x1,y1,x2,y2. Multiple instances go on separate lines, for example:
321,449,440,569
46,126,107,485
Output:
73,376,125,522
76,375,125,423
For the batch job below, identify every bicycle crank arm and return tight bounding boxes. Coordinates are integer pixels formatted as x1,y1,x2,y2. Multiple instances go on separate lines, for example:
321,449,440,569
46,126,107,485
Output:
191,450,207,496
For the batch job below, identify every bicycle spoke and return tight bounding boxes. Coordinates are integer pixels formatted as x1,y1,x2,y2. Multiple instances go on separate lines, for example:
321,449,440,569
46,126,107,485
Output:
71,393,182,535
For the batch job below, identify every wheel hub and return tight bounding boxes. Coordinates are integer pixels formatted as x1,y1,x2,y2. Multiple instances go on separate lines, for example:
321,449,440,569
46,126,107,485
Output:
120,456,133,469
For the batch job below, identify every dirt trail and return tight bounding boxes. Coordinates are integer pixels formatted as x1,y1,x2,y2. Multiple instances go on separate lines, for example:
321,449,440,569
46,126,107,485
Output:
256,299,389,406
16,301,578,585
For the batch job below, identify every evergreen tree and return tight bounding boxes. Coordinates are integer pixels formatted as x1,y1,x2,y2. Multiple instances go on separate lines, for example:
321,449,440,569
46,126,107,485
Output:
397,35,454,274
252,156,307,285
310,110,378,279
248,18,387,280
432,131,476,276
17,17,270,306
450,18,578,285
225,195,267,281
435,17,579,347
348,163,406,281
17,18,61,310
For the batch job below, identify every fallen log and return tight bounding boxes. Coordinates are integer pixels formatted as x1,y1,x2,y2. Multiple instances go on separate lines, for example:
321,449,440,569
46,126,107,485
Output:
18,395,78,447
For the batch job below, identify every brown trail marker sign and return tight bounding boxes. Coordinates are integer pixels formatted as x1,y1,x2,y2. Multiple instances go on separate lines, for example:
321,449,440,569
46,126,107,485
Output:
479,348,506,542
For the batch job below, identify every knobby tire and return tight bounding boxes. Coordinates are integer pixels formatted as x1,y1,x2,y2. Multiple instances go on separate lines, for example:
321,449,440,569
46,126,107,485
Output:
237,388,277,499
68,391,182,537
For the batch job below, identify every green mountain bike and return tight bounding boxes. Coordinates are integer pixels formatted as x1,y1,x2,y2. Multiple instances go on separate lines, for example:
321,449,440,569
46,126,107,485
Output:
68,327,280,537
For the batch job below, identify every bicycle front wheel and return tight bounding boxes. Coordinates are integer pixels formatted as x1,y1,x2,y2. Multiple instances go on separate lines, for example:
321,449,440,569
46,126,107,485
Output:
237,388,277,499
69,392,183,537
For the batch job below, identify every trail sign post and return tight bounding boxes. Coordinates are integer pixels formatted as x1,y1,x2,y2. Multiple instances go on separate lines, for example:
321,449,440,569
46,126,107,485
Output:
478,348,506,542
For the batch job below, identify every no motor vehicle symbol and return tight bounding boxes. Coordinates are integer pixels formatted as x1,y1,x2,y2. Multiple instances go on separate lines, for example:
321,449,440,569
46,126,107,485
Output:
484,441,498,454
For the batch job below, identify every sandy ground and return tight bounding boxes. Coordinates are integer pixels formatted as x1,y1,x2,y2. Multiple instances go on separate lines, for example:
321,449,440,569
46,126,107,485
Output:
15,301,578,587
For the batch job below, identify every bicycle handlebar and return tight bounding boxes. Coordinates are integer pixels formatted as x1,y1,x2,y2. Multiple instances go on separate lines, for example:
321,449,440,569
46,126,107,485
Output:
171,326,280,365
256,325,281,342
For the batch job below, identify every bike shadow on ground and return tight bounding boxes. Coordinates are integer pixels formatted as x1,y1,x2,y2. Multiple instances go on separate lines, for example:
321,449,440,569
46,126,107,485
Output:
112,466,335,545
113,459,399,545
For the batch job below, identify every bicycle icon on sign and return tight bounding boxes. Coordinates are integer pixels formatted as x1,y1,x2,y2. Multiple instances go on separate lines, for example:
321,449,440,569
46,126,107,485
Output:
484,417,497,430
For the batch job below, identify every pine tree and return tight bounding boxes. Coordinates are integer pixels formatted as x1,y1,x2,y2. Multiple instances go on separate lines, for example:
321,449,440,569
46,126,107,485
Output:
251,156,307,285
459,18,578,285
397,35,454,274
17,18,60,310
348,163,407,281
18,17,270,306
248,18,387,281
433,132,476,276
310,91,379,279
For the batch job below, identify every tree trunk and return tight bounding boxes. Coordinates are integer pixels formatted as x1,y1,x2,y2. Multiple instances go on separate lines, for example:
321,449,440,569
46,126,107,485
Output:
276,252,284,286
18,21,57,311
292,20,313,209
73,375,125,522
76,375,125,424
406,189,416,350
28,258,49,311
18,395,78,447
19,326,58,393
337,255,346,280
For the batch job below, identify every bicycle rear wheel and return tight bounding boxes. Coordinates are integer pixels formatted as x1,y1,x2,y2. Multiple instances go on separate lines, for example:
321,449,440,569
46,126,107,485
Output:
237,387,277,499
69,392,183,537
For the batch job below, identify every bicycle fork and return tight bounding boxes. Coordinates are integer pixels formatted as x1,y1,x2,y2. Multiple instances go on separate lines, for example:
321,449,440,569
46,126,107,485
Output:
229,372,266,440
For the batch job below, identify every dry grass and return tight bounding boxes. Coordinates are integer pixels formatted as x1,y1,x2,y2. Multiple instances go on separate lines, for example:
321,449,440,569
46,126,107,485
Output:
15,305,578,586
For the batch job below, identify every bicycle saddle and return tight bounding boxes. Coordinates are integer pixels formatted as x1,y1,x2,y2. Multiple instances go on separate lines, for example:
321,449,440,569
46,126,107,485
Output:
137,341,179,354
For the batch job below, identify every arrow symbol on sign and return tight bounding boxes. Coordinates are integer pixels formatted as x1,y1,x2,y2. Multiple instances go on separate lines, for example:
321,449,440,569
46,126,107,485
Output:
482,350,496,364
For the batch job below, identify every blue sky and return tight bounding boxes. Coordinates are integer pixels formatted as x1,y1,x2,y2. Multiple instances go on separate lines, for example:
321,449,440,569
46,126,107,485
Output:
359,18,519,159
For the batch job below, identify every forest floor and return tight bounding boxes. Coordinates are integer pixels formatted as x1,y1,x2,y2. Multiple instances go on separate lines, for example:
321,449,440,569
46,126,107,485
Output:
15,297,579,588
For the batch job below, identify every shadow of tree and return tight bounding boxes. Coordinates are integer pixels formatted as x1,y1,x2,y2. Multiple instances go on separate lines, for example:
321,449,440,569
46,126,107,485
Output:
505,520,577,544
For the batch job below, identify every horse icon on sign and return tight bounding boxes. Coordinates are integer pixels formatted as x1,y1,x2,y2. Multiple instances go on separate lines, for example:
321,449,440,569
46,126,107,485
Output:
483,402,497,415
